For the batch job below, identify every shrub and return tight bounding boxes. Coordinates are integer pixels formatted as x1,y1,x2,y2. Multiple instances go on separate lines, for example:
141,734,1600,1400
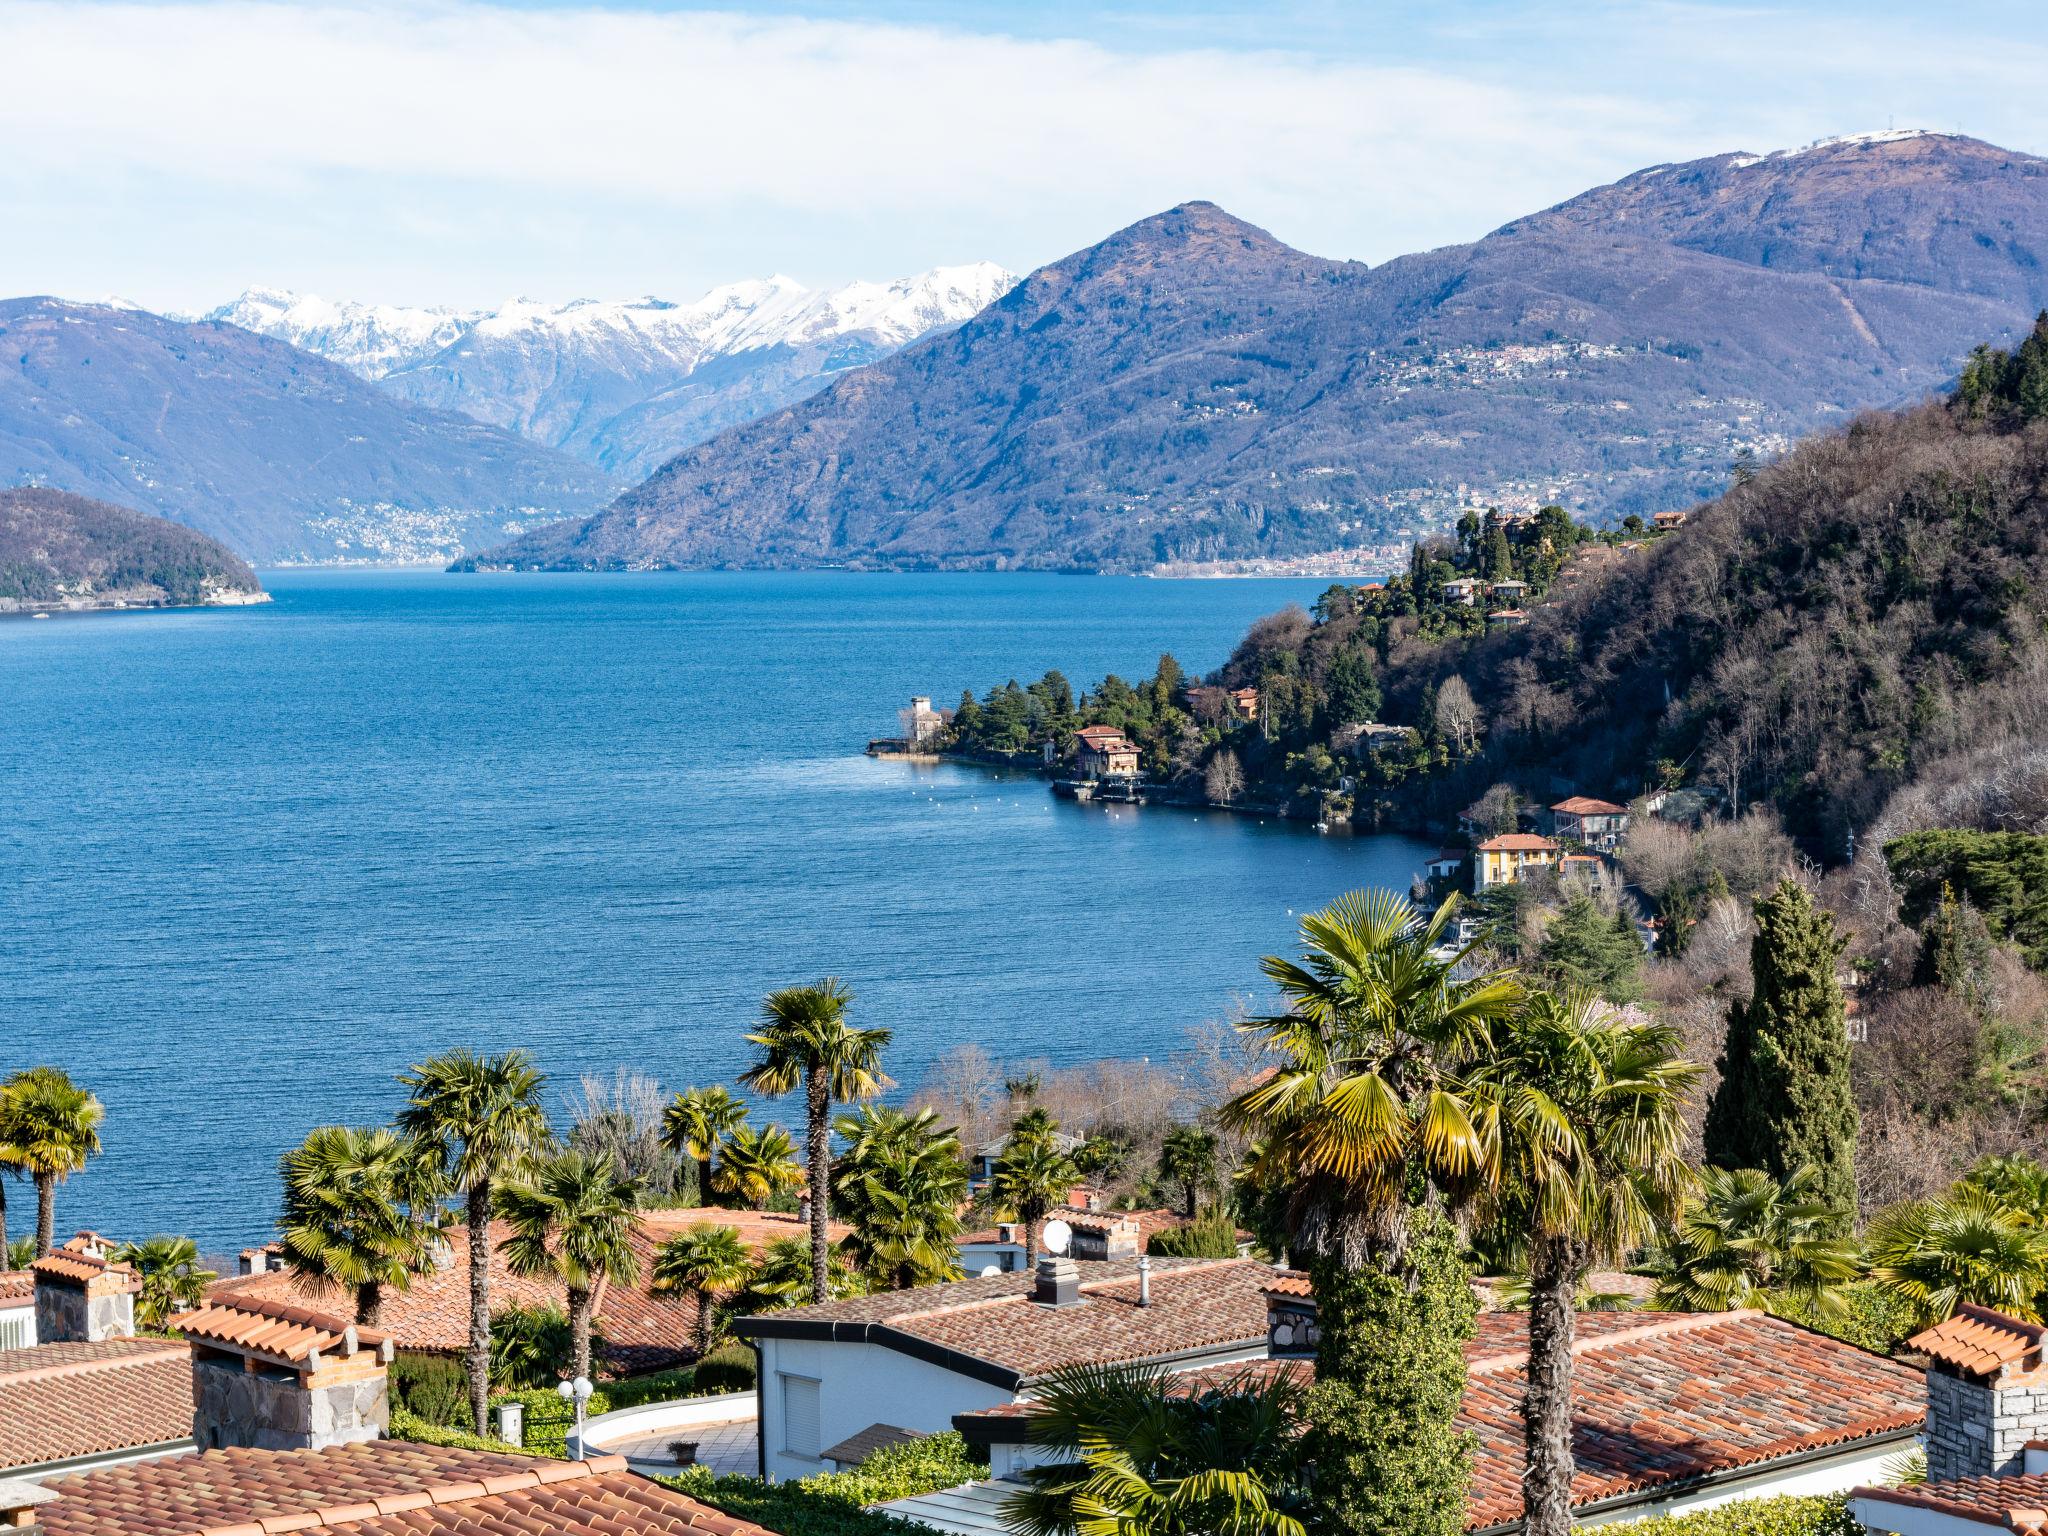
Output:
694,1343,758,1394
1802,1281,1922,1355
665,1432,981,1536
1619,1494,1861,1535
389,1409,556,1458
1147,1209,1241,1259
487,1385,614,1456
490,1304,578,1390
391,1353,473,1429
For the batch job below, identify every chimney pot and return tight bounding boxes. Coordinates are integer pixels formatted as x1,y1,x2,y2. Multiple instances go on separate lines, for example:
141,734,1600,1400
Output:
1138,1254,1152,1307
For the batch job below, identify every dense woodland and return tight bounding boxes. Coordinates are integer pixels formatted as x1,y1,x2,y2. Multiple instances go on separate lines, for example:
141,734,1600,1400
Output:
0,486,261,609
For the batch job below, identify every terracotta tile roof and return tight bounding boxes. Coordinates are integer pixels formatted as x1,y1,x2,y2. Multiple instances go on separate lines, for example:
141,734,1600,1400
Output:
0,1339,194,1473
211,1220,703,1377
30,1441,778,1536
635,1206,851,1252
0,1272,31,1305
1910,1304,2048,1378
957,1311,1923,1531
30,1248,140,1290
738,1257,1272,1386
1853,1474,2048,1535
1263,1270,1312,1299
1476,833,1559,853
1552,796,1628,816
172,1294,392,1367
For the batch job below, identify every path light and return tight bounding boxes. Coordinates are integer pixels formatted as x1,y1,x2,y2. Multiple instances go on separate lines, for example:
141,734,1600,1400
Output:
558,1375,595,1459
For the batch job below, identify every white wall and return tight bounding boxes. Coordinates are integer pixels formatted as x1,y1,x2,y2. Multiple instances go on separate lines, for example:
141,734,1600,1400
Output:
0,1301,35,1351
755,1336,1017,1482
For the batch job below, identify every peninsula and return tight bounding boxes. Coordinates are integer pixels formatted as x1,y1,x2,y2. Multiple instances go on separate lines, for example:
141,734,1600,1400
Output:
0,486,269,614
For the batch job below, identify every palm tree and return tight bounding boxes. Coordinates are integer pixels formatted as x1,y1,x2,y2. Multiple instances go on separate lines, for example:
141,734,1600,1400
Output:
740,1234,865,1312
653,1222,752,1350
1960,1155,2048,1225
0,1131,23,1266
1638,1165,1862,1318
662,1086,748,1205
1476,992,1699,1536
834,1107,969,1290
500,1148,643,1382
278,1124,445,1326
1002,1361,1310,1536
739,978,893,1303
712,1123,804,1209
112,1235,217,1330
989,1119,1078,1267
1158,1124,1219,1220
1219,889,1521,1536
0,1067,106,1256
489,1302,575,1389
396,1049,553,1435
835,1105,968,1287
1868,1187,2048,1324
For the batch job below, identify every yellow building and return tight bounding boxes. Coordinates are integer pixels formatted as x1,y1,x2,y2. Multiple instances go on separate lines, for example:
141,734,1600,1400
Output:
1474,833,1562,888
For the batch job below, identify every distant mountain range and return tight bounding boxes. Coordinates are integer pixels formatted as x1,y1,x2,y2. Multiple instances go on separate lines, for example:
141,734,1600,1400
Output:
0,299,617,563
205,264,1017,481
469,132,2048,574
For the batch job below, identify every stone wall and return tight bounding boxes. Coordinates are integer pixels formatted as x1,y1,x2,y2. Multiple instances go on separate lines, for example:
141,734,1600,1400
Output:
1925,1368,2048,1481
33,1283,131,1344
191,1359,388,1453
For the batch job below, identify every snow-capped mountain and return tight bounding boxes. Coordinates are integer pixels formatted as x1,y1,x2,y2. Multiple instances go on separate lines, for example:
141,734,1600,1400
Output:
205,263,1016,480
203,287,478,379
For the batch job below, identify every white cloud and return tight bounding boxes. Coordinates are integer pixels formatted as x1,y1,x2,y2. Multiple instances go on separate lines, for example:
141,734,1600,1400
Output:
0,0,2042,309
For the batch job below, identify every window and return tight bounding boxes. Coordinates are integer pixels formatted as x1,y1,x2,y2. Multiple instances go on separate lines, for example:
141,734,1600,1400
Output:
780,1374,821,1459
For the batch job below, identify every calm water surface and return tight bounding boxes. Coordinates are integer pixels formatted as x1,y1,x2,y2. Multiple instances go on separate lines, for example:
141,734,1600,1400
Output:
2,570,1430,1250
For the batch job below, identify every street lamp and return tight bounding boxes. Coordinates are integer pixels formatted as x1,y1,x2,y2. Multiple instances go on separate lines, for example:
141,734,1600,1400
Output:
557,1375,594,1460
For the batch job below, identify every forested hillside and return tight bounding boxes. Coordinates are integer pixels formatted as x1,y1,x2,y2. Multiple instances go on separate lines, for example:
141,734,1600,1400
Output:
1375,313,2048,857
0,487,264,611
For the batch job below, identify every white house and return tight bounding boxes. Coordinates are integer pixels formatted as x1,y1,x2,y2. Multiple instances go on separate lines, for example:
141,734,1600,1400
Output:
733,1256,1274,1482
0,1272,33,1351
896,1279,1927,1536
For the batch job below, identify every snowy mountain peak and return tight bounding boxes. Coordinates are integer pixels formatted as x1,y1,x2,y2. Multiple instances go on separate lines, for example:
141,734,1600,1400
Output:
204,288,478,378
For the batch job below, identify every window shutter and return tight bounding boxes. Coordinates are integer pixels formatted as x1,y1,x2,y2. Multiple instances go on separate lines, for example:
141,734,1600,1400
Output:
781,1374,821,1459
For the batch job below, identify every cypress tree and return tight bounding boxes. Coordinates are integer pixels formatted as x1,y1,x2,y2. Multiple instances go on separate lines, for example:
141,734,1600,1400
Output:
1703,881,1858,1233
1302,1206,1476,1536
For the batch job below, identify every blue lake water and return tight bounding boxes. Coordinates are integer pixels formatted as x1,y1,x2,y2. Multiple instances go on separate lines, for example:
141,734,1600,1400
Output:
2,570,1431,1252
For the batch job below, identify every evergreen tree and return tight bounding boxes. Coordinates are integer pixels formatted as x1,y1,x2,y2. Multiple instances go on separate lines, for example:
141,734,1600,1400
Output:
1916,883,1995,1009
1703,882,1858,1234
1483,518,1514,581
1323,644,1382,727
1299,1208,1477,1536
1536,896,1643,1003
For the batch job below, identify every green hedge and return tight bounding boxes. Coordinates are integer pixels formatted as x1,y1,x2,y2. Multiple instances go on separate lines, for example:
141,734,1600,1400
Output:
389,1408,559,1458
1801,1282,1923,1356
1619,1495,1861,1536
666,1431,982,1536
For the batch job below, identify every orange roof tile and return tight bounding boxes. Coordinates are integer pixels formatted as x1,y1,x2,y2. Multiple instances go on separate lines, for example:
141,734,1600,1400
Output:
0,1339,194,1473
172,1294,391,1366
0,1271,31,1305
1476,833,1559,852
29,1249,140,1291
31,1441,778,1536
958,1310,1924,1531
1910,1304,2048,1378
1552,796,1628,816
1853,1474,2048,1535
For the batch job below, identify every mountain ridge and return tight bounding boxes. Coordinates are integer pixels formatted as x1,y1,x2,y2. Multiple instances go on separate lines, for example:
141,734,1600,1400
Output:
0,486,266,612
0,298,618,563
467,134,2048,575
204,263,1017,480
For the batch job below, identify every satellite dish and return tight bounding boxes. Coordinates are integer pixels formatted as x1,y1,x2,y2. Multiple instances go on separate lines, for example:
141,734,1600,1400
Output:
980,1264,1002,1278
1042,1219,1073,1256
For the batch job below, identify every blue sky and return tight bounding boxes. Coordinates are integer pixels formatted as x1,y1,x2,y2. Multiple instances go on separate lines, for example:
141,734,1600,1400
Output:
4,0,2046,312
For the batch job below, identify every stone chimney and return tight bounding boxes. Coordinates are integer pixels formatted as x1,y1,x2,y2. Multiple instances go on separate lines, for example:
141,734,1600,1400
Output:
1033,1255,1082,1308
1265,1270,1317,1359
237,1242,287,1277
1912,1304,2048,1480
172,1295,392,1453
30,1249,138,1343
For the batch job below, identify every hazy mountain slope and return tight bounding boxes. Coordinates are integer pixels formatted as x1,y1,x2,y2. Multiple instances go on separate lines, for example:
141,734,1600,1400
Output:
0,486,264,611
0,299,617,562
470,135,2048,574
209,265,1016,481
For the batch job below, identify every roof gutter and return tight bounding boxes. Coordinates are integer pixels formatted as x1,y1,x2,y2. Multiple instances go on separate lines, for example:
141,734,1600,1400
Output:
2,1437,196,1483
1466,1422,1924,1535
